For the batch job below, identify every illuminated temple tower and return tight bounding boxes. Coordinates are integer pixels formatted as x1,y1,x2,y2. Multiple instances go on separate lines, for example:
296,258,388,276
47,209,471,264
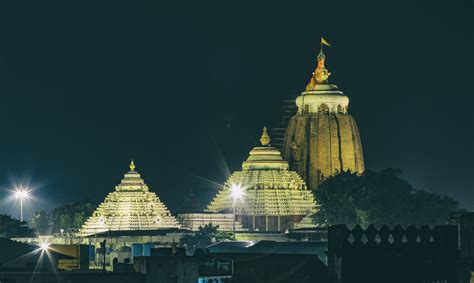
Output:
207,128,316,231
79,161,180,236
282,48,364,191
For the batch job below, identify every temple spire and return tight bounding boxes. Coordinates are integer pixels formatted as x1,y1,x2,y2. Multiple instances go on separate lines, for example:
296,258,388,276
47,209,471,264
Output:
260,126,271,146
129,159,136,171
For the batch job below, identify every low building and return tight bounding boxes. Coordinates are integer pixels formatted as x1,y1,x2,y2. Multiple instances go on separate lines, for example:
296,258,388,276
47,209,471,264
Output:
134,247,201,282
1,238,142,283
327,224,460,282
51,244,93,270
449,211,474,282
177,213,245,231
207,240,328,264
79,229,184,271
134,241,329,283
0,271,145,283
0,237,73,272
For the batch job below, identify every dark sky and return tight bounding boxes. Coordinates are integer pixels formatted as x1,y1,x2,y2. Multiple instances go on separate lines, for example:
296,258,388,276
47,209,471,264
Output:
0,1,472,218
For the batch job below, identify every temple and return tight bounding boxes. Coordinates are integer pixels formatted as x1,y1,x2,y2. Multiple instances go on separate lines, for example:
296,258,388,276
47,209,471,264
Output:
78,161,180,236
282,46,365,191
177,189,245,231
207,127,316,231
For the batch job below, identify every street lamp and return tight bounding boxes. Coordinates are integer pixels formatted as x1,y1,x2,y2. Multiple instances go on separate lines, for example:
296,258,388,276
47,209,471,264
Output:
230,184,244,240
14,187,30,222
39,241,50,252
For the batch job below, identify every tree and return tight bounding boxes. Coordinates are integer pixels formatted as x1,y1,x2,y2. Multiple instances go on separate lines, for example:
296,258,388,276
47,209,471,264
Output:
180,223,233,254
31,210,51,235
51,200,97,233
0,214,34,238
314,169,460,227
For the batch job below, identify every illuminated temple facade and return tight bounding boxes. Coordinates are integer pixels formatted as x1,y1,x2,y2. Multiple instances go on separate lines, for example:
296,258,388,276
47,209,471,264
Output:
282,49,365,191
207,128,316,231
79,161,180,236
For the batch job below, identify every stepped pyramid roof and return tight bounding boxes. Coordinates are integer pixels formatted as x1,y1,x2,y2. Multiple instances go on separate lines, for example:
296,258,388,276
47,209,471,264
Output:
79,161,180,236
207,128,316,216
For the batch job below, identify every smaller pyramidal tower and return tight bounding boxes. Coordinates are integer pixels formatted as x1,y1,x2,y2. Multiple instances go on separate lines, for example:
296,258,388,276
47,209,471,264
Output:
207,127,316,231
282,42,365,191
79,161,180,236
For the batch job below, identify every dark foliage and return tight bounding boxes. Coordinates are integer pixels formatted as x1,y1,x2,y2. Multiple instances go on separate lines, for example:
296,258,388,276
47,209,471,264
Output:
31,209,51,235
0,214,34,238
314,169,460,227
180,223,233,254
50,200,97,233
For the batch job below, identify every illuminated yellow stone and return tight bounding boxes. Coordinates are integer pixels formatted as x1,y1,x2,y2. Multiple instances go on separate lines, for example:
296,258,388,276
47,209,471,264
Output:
282,51,364,191
78,161,180,236
207,129,316,231
259,126,271,146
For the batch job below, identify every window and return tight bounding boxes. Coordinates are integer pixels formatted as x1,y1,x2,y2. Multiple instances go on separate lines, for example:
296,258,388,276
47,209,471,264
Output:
319,104,329,113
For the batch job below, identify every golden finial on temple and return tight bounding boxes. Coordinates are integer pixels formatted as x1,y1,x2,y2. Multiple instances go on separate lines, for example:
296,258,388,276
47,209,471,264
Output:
260,126,271,146
129,159,136,171
305,37,332,91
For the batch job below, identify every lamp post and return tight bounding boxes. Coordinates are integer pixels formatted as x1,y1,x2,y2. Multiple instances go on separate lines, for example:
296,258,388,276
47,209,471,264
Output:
230,184,243,240
14,187,30,222
39,241,50,252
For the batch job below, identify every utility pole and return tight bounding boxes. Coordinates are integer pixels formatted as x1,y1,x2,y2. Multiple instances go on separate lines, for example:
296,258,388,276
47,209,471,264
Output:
100,240,106,272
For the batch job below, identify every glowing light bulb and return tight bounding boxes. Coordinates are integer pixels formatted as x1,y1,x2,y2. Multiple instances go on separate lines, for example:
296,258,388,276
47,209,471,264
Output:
39,241,50,251
230,184,244,202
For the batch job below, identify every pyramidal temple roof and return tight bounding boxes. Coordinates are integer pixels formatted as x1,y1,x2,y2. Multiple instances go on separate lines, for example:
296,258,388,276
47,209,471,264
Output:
207,128,316,216
79,161,180,236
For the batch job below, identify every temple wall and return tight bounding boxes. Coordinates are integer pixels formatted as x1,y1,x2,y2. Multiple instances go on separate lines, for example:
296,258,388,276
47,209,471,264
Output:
315,113,330,186
349,115,365,173
309,115,319,189
336,113,356,171
329,113,342,175
283,113,364,191
239,215,303,232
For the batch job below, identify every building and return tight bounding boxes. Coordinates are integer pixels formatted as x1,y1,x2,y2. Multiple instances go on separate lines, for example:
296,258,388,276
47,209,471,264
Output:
327,224,459,283
207,240,328,264
449,212,474,282
207,127,316,231
0,238,141,283
0,237,71,272
78,161,180,237
282,48,364,191
134,247,202,283
177,213,245,231
134,242,329,283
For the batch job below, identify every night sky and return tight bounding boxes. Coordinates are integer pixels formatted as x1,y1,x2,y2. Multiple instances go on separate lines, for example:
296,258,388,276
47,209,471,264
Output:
0,1,472,219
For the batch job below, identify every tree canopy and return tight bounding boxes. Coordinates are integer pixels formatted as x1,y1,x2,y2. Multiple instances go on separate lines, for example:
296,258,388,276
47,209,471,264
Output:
49,200,97,233
0,214,34,238
180,223,233,254
31,209,51,235
313,169,460,227
30,201,97,234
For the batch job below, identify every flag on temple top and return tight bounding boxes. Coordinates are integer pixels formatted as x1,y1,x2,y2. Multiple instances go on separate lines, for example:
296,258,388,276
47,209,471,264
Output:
321,37,331,47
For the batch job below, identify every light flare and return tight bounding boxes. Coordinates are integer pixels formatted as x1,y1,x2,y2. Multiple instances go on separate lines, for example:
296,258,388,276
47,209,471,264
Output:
39,241,50,251
230,183,245,204
14,187,31,200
